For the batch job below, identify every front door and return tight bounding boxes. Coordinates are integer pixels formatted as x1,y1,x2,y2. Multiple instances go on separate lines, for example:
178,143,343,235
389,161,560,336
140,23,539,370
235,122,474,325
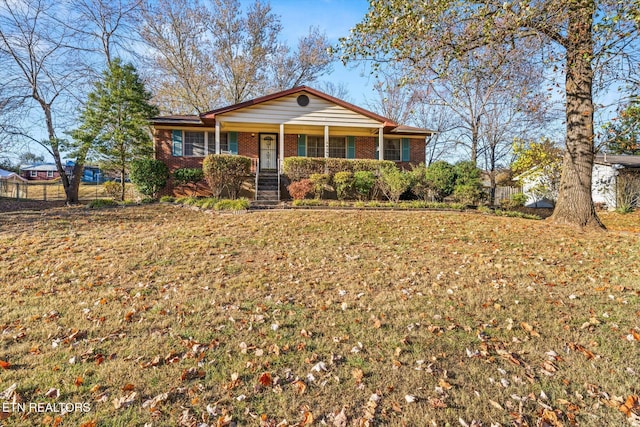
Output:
259,134,277,170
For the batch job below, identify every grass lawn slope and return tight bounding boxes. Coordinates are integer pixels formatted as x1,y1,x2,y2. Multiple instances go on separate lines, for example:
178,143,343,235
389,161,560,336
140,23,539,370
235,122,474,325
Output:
0,205,639,426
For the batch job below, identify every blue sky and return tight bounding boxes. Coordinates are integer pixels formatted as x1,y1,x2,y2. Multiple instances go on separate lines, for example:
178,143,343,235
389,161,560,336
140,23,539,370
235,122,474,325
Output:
263,0,374,105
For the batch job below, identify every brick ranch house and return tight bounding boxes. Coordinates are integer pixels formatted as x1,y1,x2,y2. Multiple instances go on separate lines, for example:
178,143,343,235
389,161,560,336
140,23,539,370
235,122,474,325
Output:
19,163,61,181
151,86,434,199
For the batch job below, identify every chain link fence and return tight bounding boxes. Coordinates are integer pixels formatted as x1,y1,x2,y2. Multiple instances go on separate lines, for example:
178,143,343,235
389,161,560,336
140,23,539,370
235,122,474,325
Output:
0,180,137,201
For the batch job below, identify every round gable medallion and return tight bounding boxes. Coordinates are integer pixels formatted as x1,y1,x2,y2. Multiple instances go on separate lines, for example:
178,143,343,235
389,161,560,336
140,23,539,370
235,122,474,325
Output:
296,94,310,107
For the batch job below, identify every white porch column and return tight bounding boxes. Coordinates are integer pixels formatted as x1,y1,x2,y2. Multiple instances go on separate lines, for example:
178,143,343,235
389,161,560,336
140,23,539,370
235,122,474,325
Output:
279,124,285,166
324,125,329,158
204,131,209,154
215,121,221,154
378,127,384,160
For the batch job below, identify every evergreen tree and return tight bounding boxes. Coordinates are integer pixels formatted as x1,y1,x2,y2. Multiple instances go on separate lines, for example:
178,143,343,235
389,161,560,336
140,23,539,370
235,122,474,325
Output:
74,59,159,200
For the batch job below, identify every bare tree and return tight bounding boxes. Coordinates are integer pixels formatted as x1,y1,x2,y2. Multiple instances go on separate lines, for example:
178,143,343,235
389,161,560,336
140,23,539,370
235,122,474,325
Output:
139,0,218,114
413,101,458,165
315,81,351,101
1,0,140,203
209,0,281,104
366,69,419,124
270,27,333,91
69,0,143,68
0,0,88,203
139,0,334,112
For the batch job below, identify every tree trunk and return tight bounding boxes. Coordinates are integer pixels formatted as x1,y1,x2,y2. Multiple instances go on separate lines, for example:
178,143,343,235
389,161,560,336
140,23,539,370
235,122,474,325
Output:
470,118,479,166
549,0,604,230
41,101,80,204
121,168,126,201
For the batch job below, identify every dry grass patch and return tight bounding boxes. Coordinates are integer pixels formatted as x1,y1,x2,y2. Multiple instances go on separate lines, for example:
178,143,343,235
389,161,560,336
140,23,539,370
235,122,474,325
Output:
0,205,639,426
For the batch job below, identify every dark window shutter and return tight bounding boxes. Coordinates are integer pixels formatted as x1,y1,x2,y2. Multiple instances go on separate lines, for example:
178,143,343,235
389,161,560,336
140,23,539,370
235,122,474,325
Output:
401,138,410,162
229,131,238,154
347,136,355,159
172,130,183,156
297,134,306,156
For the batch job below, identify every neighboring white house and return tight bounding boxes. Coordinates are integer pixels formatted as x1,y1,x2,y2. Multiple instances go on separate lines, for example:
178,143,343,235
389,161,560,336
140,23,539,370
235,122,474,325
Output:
519,154,640,209
516,164,559,208
592,154,640,209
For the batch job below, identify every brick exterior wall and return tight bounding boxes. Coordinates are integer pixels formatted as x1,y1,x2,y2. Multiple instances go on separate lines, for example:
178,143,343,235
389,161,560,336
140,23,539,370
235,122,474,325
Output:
21,171,61,181
155,128,426,195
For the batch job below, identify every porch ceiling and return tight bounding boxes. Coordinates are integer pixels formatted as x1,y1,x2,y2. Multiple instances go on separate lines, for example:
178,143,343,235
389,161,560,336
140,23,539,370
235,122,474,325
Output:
219,122,381,136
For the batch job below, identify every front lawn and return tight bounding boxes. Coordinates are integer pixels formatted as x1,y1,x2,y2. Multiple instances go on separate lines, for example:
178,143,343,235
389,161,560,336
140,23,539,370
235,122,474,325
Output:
0,205,638,426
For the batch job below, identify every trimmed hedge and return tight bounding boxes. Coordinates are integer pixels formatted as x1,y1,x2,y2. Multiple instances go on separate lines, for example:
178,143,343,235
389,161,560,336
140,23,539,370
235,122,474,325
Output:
202,154,251,198
282,157,395,181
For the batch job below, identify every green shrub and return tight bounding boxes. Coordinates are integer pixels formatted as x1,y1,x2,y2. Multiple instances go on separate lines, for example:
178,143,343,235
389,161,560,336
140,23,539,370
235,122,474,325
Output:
353,171,376,200
202,154,251,198
348,159,395,173
102,181,122,200
333,171,354,200
283,157,396,181
214,198,250,211
176,196,198,205
425,161,456,201
500,192,527,209
140,197,155,204
129,158,169,198
173,168,204,196
287,179,314,200
309,173,330,199
197,197,218,210
478,205,493,214
88,198,118,208
453,161,484,205
377,166,411,203
453,184,485,205
160,195,175,203
409,164,429,201
282,157,326,181
493,209,541,220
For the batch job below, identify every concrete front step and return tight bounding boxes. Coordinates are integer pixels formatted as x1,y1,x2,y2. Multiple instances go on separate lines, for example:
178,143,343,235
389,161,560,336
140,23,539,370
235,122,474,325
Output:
251,201,281,209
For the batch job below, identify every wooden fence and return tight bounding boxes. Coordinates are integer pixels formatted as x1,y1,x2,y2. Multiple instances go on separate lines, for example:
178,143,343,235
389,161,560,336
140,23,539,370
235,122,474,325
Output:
493,186,522,203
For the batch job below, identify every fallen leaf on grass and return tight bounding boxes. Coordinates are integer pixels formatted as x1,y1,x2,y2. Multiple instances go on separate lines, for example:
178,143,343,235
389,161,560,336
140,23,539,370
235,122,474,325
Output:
332,408,347,427
568,342,595,360
488,399,504,410
626,330,640,342
113,391,136,409
429,397,447,408
142,392,169,409
300,411,314,426
620,395,640,417
538,408,565,427
292,380,307,395
224,372,241,390
74,376,83,386
438,378,453,390
520,321,540,337
121,383,135,392
181,368,205,381
79,421,97,427
0,360,10,369
45,388,60,399
352,368,364,384
258,372,273,387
